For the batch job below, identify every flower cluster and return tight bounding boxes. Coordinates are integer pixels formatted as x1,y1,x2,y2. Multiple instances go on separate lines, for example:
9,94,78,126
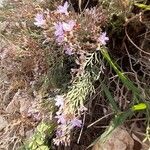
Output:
54,2,76,55
54,20,76,43
53,95,82,146
33,2,108,56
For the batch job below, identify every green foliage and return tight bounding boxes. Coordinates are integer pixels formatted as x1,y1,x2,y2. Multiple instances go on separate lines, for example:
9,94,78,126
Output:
44,46,73,90
24,122,55,150
132,103,147,111
100,0,131,16
66,72,95,113
65,52,103,113
109,15,125,36
99,47,141,102
134,3,150,10
100,79,120,113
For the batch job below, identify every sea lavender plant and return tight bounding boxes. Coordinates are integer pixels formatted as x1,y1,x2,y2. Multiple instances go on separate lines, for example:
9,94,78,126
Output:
31,1,108,147
71,117,82,127
52,70,95,145
0,0,109,149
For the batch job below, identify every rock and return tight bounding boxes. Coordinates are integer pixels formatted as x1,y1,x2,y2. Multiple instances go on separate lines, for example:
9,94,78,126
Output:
19,92,32,117
6,90,33,117
6,91,20,113
92,126,134,150
0,116,8,131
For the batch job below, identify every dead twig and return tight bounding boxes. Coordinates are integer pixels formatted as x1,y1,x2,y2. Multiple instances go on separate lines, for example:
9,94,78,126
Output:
87,113,113,128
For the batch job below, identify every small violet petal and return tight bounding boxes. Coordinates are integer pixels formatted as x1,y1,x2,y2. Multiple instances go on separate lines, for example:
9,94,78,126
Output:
98,32,109,45
54,22,64,36
64,47,74,55
55,114,66,124
71,118,82,127
62,20,76,32
56,35,65,44
54,95,64,107
57,1,69,15
34,13,46,27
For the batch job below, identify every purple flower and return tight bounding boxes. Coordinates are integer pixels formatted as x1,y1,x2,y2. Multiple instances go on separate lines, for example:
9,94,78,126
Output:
62,20,76,32
56,129,63,137
56,35,65,44
71,117,82,127
64,46,74,55
55,95,64,107
54,21,75,44
98,32,109,45
54,22,64,36
55,126,65,138
54,22,65,44
57,2,69,15
55,114,66,124
34,13,46,27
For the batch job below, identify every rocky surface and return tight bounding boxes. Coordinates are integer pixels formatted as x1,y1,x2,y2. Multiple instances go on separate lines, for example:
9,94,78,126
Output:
92,127,134,150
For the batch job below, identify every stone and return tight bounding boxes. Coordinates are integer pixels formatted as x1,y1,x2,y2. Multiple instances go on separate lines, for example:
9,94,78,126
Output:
6,90,33,117
92,126,134,150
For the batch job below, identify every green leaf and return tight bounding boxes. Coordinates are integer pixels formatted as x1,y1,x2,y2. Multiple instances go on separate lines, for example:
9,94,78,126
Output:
37,146,49,150
113,109,133,126
28,141,34,148
131,103,147,111
35,136,45,145
135,3,150,10
100,79,119,113
37,123,49,133
31,142,38,150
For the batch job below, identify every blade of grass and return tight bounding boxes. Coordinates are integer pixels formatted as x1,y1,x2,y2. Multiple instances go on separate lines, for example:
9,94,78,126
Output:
134,3,150,10
99,47,141,102
100,78,120,113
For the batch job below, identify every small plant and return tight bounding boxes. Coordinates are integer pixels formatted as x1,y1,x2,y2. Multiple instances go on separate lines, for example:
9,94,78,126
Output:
0,0,150,149
24,122,54,150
